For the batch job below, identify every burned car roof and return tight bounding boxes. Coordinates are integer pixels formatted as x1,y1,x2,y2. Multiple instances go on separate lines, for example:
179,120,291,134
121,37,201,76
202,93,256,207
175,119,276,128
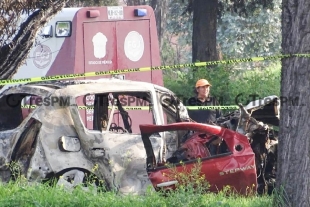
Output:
3,78,163,95
1,85,57,96
56,79,162,97
0,78,183,109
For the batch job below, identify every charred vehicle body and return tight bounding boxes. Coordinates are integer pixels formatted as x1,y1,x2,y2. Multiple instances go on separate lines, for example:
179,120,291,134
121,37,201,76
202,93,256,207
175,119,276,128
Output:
0,78,278,195
0,78,189,194
140,96,279,195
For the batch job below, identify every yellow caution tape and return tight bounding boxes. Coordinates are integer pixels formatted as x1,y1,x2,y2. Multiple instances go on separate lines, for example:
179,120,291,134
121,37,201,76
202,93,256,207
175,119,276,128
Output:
2,53,310,86
21,105,37,109
20,105,239,110
186,106,239,110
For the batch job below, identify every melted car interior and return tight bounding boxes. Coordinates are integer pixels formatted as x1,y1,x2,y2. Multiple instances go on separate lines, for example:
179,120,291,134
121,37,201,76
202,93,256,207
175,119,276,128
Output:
77,91,154,134
165,131,231,164
142,129,232,169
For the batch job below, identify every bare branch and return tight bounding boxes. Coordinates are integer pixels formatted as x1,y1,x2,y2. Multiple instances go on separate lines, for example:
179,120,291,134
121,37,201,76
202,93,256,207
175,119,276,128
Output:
0,0,69,84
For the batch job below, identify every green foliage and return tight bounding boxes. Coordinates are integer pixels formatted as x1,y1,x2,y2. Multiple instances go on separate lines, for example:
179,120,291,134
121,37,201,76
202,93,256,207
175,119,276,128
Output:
160,0,192,65
160,38,178,66
164,61,281,111
162,1,281,101
164,64,231,104
218,0,277,17
162,0,281,67
272,185,291,207
7,161,25,182
217,0,281,61
229,62,281,102
162,159,210,195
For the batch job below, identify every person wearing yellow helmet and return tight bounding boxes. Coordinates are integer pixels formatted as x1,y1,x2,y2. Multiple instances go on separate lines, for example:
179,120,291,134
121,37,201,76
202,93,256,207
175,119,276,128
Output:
187,79,222,124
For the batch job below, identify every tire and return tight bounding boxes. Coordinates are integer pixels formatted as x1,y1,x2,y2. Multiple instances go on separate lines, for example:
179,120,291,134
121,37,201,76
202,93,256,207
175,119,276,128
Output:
56,169,106,193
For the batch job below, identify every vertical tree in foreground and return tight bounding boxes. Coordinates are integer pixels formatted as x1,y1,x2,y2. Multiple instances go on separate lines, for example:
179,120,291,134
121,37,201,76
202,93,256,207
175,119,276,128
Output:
277,0,310,206
191,0,218,62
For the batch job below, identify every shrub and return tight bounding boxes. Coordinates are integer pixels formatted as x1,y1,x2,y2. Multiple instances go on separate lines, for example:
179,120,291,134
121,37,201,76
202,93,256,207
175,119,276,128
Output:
164,61,281,114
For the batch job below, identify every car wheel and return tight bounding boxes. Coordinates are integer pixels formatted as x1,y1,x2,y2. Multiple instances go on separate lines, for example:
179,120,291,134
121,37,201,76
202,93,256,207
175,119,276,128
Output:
56,169,100,193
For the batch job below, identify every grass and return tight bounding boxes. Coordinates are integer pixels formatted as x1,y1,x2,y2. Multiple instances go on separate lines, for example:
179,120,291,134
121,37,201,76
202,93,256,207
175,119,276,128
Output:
0,180,273,207
0,160,277,207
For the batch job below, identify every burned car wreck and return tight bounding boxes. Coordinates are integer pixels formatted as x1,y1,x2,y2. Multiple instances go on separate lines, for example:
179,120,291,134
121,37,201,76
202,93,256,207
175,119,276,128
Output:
140,96,279,195
0,78,279,195
0,78,189,194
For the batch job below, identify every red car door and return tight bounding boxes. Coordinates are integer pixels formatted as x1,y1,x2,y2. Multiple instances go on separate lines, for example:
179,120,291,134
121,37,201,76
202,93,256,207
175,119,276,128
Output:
140,122,257,195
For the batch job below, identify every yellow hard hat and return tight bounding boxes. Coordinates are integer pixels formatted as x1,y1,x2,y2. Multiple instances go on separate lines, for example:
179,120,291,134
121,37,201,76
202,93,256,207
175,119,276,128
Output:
195,79,212,88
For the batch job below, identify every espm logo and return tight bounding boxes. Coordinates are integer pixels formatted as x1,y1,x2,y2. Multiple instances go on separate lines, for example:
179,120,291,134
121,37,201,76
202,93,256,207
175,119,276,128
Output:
82,94,228,107
83,95,149,106
6,95,71,107
234,93,300,107
82,94,226,107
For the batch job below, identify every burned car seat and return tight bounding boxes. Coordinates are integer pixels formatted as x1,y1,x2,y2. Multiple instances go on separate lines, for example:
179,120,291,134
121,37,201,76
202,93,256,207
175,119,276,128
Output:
166,133,213,163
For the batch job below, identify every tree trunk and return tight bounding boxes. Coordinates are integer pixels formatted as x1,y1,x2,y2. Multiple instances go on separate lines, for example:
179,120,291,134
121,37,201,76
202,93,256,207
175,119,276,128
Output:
126,0,141,5
192,0,218,62
0,1,68,87
277,0,310,206
150,0,167,47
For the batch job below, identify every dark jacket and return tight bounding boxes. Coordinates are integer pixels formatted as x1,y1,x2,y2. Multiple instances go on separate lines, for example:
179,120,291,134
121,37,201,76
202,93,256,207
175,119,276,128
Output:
187,96,222,124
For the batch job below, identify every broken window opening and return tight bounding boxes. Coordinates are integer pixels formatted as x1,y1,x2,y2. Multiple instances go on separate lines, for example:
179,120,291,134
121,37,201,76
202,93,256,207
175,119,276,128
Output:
153,130,232,166
76,91,155,134
11,118,42,176
0,94,42,131
156,90,188,124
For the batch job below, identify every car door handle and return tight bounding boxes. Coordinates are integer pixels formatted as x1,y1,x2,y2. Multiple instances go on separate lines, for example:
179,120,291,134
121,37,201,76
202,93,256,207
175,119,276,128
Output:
90,148,105,158
156,180,178,187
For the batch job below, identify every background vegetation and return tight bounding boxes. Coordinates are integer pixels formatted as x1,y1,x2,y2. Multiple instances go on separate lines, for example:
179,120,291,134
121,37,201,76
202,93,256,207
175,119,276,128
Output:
161,0,281,107
164,61,281,108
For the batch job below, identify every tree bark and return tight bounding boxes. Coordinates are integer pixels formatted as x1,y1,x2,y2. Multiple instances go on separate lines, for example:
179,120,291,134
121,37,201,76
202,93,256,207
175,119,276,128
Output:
277,0,310,206
126,0,141,5
150,0,167,47
192,0,218,62
0,1,68,87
